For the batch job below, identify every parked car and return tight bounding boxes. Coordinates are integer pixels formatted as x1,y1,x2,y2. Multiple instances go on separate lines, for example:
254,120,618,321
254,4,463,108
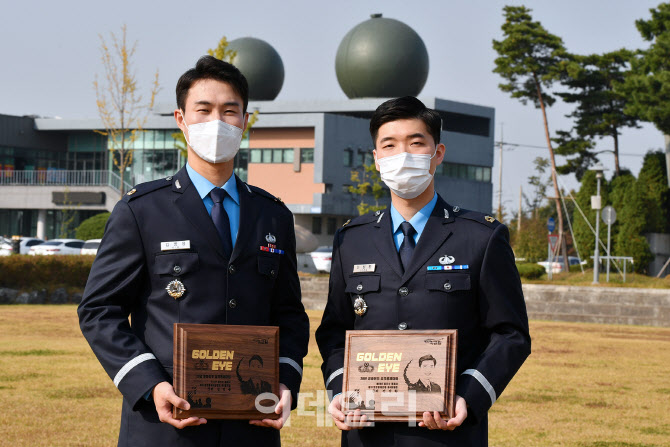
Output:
537,256,585,274
29,239,85,255
310,246,333,273
0,237,44,255
81,239,102,256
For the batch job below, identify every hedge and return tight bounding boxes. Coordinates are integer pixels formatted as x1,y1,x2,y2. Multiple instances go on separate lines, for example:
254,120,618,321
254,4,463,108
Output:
75,212,110,241
0,255,95,290
516,263,546,279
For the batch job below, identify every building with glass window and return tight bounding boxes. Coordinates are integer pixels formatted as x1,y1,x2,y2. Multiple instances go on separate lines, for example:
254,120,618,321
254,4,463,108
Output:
0,96,493,244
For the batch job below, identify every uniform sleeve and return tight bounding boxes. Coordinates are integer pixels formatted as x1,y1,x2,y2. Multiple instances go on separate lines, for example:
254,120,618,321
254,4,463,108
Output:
456,223,531,423
270,214,310,409
315,229,355,398
77,200,170,409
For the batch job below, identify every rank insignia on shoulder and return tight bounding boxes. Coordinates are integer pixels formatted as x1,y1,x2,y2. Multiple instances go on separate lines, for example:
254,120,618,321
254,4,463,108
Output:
485,215,495,223
343,219,351,227
166,279,186,299
353,295,368,316
127,188,137,196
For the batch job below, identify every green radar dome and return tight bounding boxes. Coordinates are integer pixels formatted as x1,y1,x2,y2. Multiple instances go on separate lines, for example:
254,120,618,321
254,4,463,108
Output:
228,37,284,100
336,14,429,98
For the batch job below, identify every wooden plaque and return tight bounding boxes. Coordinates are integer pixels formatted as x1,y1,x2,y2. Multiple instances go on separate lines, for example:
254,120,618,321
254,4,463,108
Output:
343,330,457,422
173,324,280,420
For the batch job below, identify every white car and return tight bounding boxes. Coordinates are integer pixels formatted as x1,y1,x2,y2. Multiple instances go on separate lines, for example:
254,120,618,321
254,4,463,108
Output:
81,239,102,256
0,237,45,255
537,256,585,274
29,239,85,255
310,246,333,273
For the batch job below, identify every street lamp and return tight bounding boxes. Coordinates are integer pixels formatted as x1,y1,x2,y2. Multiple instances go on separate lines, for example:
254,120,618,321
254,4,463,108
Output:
590,164,605,284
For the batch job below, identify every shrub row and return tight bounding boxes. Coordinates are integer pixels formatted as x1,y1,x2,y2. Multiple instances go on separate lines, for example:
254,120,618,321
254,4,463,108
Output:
0,255,95,290
516,262,546,279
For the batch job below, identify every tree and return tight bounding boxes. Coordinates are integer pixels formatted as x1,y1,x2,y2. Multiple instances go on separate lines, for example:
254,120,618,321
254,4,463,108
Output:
348,162,387,216
94,25,160,197
75,212,111,240
617,3,670,187
637,150,669,233
571,170,610,267
555,50,639,177
524,157,551,218
615,178,653,273
493,5,570,272
173,36,259,160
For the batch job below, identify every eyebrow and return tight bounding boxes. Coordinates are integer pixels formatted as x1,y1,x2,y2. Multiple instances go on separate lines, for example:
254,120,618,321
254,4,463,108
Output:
408,133,426,139
193,100,241,107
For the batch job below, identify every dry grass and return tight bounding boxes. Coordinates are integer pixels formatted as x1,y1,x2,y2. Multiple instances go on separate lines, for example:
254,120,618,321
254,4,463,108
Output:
1,306,669,446
524,268,670,289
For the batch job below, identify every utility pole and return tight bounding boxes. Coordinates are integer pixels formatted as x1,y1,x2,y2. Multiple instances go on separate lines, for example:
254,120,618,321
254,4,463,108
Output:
518,185,522,233
497,123,504,221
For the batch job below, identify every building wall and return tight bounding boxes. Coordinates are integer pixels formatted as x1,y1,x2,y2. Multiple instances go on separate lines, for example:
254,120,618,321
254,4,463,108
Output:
247,162,324,204
248,127,314,148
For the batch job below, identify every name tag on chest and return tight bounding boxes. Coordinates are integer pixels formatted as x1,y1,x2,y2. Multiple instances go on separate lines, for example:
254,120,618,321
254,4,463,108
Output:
161,240,191,251
353,264,376,273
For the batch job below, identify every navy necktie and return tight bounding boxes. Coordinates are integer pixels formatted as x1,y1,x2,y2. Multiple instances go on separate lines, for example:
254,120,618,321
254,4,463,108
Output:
399,221,416,272
210,188,233,258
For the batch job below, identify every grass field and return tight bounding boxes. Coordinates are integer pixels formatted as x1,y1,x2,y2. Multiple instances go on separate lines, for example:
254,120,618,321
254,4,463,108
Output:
1,306,669,446
525,269,670,289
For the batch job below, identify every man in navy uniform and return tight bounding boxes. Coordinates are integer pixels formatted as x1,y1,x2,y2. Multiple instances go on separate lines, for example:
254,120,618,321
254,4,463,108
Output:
316,97,530,446
78,56,309,446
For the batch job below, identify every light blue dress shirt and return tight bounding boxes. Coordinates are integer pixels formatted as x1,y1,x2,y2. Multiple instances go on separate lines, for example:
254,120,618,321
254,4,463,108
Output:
186,163,240,248
390,192,438,251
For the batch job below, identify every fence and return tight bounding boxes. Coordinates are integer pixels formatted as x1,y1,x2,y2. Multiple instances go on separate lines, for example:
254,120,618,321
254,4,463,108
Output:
0,170,132,194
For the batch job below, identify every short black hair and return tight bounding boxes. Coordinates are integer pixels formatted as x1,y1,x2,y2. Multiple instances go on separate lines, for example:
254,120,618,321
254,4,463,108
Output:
249,355,263,367
176,55,249,113
369,96,442,146
418,354,436,367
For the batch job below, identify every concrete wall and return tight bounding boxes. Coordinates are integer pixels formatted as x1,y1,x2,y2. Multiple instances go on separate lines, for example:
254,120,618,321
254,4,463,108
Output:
0,185,118,212
297,278,670,328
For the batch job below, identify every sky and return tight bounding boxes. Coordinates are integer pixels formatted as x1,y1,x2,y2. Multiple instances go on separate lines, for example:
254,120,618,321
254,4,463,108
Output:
1,0,665,216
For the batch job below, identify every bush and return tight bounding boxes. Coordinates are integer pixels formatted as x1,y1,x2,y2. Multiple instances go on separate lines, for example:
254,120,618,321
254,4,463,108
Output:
0,255,95,290
75,212,110,241
516,263,546,279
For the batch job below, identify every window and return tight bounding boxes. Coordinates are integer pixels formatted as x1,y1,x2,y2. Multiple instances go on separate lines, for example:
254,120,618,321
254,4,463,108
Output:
312,216,322,234
250,149,262,163
283,149,294,163
272,149,284,163
301,148,314,163
262,149,273,163
327,217,337,235
343,149,353,167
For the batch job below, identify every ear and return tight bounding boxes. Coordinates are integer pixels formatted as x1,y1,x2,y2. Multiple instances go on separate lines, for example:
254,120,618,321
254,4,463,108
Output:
242,112,250,133
373,149,380,171
174,109,187,133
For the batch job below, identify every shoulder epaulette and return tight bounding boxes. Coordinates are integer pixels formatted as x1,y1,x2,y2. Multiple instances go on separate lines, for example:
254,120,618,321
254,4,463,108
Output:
341,209,383,230
122,176,173,202
456,208,501,228
247,184,289,209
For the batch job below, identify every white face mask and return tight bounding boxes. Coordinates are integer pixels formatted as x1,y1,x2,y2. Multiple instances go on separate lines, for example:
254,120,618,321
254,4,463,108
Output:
376,148,437,199
180,111,243,164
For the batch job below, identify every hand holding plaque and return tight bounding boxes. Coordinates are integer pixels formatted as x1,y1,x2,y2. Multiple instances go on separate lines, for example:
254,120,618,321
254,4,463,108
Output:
342,330,457,422
173,324,280,420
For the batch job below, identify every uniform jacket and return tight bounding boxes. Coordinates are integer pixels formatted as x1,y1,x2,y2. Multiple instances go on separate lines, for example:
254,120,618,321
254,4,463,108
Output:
316,195,531,447
78,166,309,447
